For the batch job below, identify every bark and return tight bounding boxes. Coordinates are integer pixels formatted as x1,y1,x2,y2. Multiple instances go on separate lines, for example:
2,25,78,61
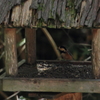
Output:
0,0,99,28
4,28,18,76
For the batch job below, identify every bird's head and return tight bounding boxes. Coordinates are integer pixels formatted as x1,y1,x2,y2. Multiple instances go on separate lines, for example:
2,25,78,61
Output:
58,46,67,53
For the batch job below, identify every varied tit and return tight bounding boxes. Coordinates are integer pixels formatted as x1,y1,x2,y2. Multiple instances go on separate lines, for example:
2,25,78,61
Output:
58,46,73,60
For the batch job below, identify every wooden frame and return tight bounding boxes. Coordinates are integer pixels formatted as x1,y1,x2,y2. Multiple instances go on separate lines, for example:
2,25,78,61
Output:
0,2,100,100
1,28,100,93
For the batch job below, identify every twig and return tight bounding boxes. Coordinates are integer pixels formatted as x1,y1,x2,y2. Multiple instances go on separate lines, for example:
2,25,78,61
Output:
74,43,91,46
16,95,19,100
62,29,74,43
0,59,25,78
16,28,23,34
0,52,4,59
83,93,94,99
17,38,26,47
18,59,26,67
62,29,91,46
18,45,26,57
41,28,62,60
0,39,5,46
84,56,91,61
5,91,20,100
0,68,4,73
88,49,92,51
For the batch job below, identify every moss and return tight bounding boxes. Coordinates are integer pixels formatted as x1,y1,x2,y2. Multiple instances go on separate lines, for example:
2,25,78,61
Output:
38,1,45,11
67,0,76,15
37,18,43,27
47,19,56,28
65,0,76,27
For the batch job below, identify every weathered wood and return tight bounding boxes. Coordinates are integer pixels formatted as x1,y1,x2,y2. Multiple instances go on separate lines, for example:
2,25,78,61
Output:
0,0,99,28
11,0,32,26
25,28,36,64
85,0,99,27
2,78,100,92
92,29,100,79
80,0,92,26
30,0,38,9
0,0,21,24
4,28,18,76
94,9,100,26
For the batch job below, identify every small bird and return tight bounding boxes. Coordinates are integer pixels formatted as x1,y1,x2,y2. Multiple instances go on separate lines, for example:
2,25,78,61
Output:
58,46,73,60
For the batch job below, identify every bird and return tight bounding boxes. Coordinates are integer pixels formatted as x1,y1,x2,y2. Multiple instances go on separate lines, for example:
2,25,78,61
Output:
58,46,73,60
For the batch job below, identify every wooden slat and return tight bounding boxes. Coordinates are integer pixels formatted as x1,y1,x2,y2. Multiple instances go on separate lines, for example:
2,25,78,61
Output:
2,78,100,92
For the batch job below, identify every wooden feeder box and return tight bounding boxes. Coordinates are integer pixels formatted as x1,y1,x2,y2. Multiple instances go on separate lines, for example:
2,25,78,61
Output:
0,0,100,96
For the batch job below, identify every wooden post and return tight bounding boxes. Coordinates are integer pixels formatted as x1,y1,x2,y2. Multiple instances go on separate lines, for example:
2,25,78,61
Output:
25,28,36,64
92,29,100,79
4,28,18,76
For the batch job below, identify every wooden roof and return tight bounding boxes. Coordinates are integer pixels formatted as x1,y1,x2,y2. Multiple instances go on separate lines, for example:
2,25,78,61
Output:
0,0,100,28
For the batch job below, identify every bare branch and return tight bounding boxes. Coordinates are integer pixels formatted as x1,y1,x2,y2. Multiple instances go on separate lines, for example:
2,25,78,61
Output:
5,91,20,100
41,28,62,60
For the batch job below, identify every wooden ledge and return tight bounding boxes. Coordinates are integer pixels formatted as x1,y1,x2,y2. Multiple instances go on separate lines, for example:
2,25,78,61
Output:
0,78,100,92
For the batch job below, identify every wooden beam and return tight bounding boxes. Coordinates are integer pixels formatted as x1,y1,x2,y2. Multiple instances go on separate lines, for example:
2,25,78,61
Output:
25,28,36,64
4,28,18,76
2,78,100,93
92,29,100,79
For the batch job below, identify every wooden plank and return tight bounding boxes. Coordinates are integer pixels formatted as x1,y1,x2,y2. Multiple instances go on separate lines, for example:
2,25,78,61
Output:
4,28,18,76
2,78,100,92
25,28,36,64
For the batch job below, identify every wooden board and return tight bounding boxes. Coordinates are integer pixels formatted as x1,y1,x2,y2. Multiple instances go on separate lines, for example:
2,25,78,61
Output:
2,78,100,93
